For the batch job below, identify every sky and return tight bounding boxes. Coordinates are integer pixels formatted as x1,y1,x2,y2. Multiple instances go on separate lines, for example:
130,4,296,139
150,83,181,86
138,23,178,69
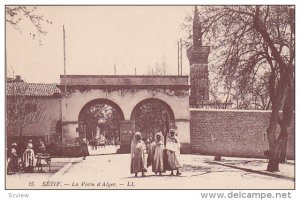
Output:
6,6,193,83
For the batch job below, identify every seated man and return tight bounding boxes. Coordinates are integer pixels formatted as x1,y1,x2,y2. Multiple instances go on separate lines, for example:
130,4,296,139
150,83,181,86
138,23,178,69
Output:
37,139,46,153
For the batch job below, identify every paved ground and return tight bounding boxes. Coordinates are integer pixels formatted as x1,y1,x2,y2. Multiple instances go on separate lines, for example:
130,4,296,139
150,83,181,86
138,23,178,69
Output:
6,157,80,189
88,145,119,155
6,150,294,189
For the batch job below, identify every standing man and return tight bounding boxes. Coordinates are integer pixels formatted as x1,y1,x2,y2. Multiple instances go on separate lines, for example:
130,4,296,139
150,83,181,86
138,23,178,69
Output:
150,132,165,175
80,138,89,160
130,132,147,177
166,129,182,176
7,143,18,174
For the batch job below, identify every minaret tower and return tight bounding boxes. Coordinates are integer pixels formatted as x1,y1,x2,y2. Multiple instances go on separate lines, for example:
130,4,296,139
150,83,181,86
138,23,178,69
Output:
187,6,210,108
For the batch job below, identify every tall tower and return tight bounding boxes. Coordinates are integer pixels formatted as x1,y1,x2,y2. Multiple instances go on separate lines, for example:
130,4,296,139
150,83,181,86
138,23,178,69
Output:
187,6,210,108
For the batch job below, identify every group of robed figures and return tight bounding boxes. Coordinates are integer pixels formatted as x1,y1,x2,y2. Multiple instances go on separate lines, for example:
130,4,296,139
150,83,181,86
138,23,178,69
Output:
130,129,181,177
7,139,46,174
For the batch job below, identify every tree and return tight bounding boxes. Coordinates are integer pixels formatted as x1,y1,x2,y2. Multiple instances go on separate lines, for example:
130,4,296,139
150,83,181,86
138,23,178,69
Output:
80,104,123,141
134,102,171,142
6,6,52,45
210,66,272,110
184,6,294,172
6,82,45,152
182,10,270,110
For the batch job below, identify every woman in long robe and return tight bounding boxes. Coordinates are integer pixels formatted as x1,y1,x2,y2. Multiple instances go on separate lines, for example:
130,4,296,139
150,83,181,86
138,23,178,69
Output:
151,132,165,175
130,132,147,177
166,129,182,176
7,143,18,174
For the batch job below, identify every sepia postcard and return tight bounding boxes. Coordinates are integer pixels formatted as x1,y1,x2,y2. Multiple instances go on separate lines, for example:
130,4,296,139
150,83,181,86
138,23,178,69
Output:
5,5,295,190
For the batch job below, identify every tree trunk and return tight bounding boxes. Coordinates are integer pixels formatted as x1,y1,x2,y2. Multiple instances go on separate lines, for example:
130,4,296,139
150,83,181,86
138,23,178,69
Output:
279,87,294,163
265,89,292,172
17,126,23,156
279,136,288,163
267,156,279,172
267,87,293,171
267,133,286,172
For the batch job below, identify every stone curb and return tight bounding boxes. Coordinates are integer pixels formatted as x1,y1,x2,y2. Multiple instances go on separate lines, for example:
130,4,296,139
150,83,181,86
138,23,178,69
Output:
209,161,294,181
50,158,78,180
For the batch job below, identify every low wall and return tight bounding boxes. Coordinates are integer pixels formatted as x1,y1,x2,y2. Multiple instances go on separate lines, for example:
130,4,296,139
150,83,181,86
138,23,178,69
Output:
190,109,295,159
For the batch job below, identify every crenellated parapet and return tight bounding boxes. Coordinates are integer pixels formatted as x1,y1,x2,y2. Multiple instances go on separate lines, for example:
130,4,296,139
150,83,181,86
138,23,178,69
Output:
187,46,210,65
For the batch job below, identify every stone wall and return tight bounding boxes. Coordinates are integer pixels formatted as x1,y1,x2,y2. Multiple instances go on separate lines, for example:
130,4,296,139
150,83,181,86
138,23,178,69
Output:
190,109,295,159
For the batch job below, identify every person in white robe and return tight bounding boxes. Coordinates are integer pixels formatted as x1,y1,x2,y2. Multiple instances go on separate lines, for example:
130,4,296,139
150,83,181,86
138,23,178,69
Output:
130,132,147,177
149,132,165,175
22,142,35,173
166,129,182,176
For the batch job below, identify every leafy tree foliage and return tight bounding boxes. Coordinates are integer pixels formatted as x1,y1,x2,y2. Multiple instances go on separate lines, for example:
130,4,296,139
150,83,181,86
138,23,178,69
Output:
134,102,170,141
80,104,123,142
183,6,294,171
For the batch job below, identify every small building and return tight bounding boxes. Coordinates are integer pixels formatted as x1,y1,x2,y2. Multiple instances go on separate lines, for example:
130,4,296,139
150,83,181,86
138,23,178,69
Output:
6,79,62,153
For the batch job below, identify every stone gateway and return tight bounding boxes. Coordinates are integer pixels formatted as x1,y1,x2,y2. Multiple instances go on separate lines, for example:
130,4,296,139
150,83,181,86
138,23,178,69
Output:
58,75,191,153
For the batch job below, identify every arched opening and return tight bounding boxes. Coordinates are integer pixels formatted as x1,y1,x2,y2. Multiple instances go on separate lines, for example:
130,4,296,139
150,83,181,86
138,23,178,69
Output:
130,98,175,143
78,99,125,147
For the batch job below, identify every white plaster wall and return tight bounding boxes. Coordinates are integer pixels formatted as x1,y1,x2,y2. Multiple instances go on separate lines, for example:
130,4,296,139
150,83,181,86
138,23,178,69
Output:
61,89,189,121
8,98,61,137
62,124,78,145
61,88,190,146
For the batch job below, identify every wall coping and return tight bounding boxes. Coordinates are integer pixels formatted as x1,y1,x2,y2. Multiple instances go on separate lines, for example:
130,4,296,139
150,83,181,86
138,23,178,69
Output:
189,108,273,113
60,75,189,86
60,75,188,78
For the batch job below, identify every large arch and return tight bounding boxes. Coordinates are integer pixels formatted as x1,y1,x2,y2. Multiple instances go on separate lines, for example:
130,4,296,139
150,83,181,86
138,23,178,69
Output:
130,98,175,121
130,98,176,142
78,98,125,121
78,98,125,143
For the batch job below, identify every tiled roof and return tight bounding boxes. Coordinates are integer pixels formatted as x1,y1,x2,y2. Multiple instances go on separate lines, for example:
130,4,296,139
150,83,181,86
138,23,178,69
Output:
6,82,61,97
